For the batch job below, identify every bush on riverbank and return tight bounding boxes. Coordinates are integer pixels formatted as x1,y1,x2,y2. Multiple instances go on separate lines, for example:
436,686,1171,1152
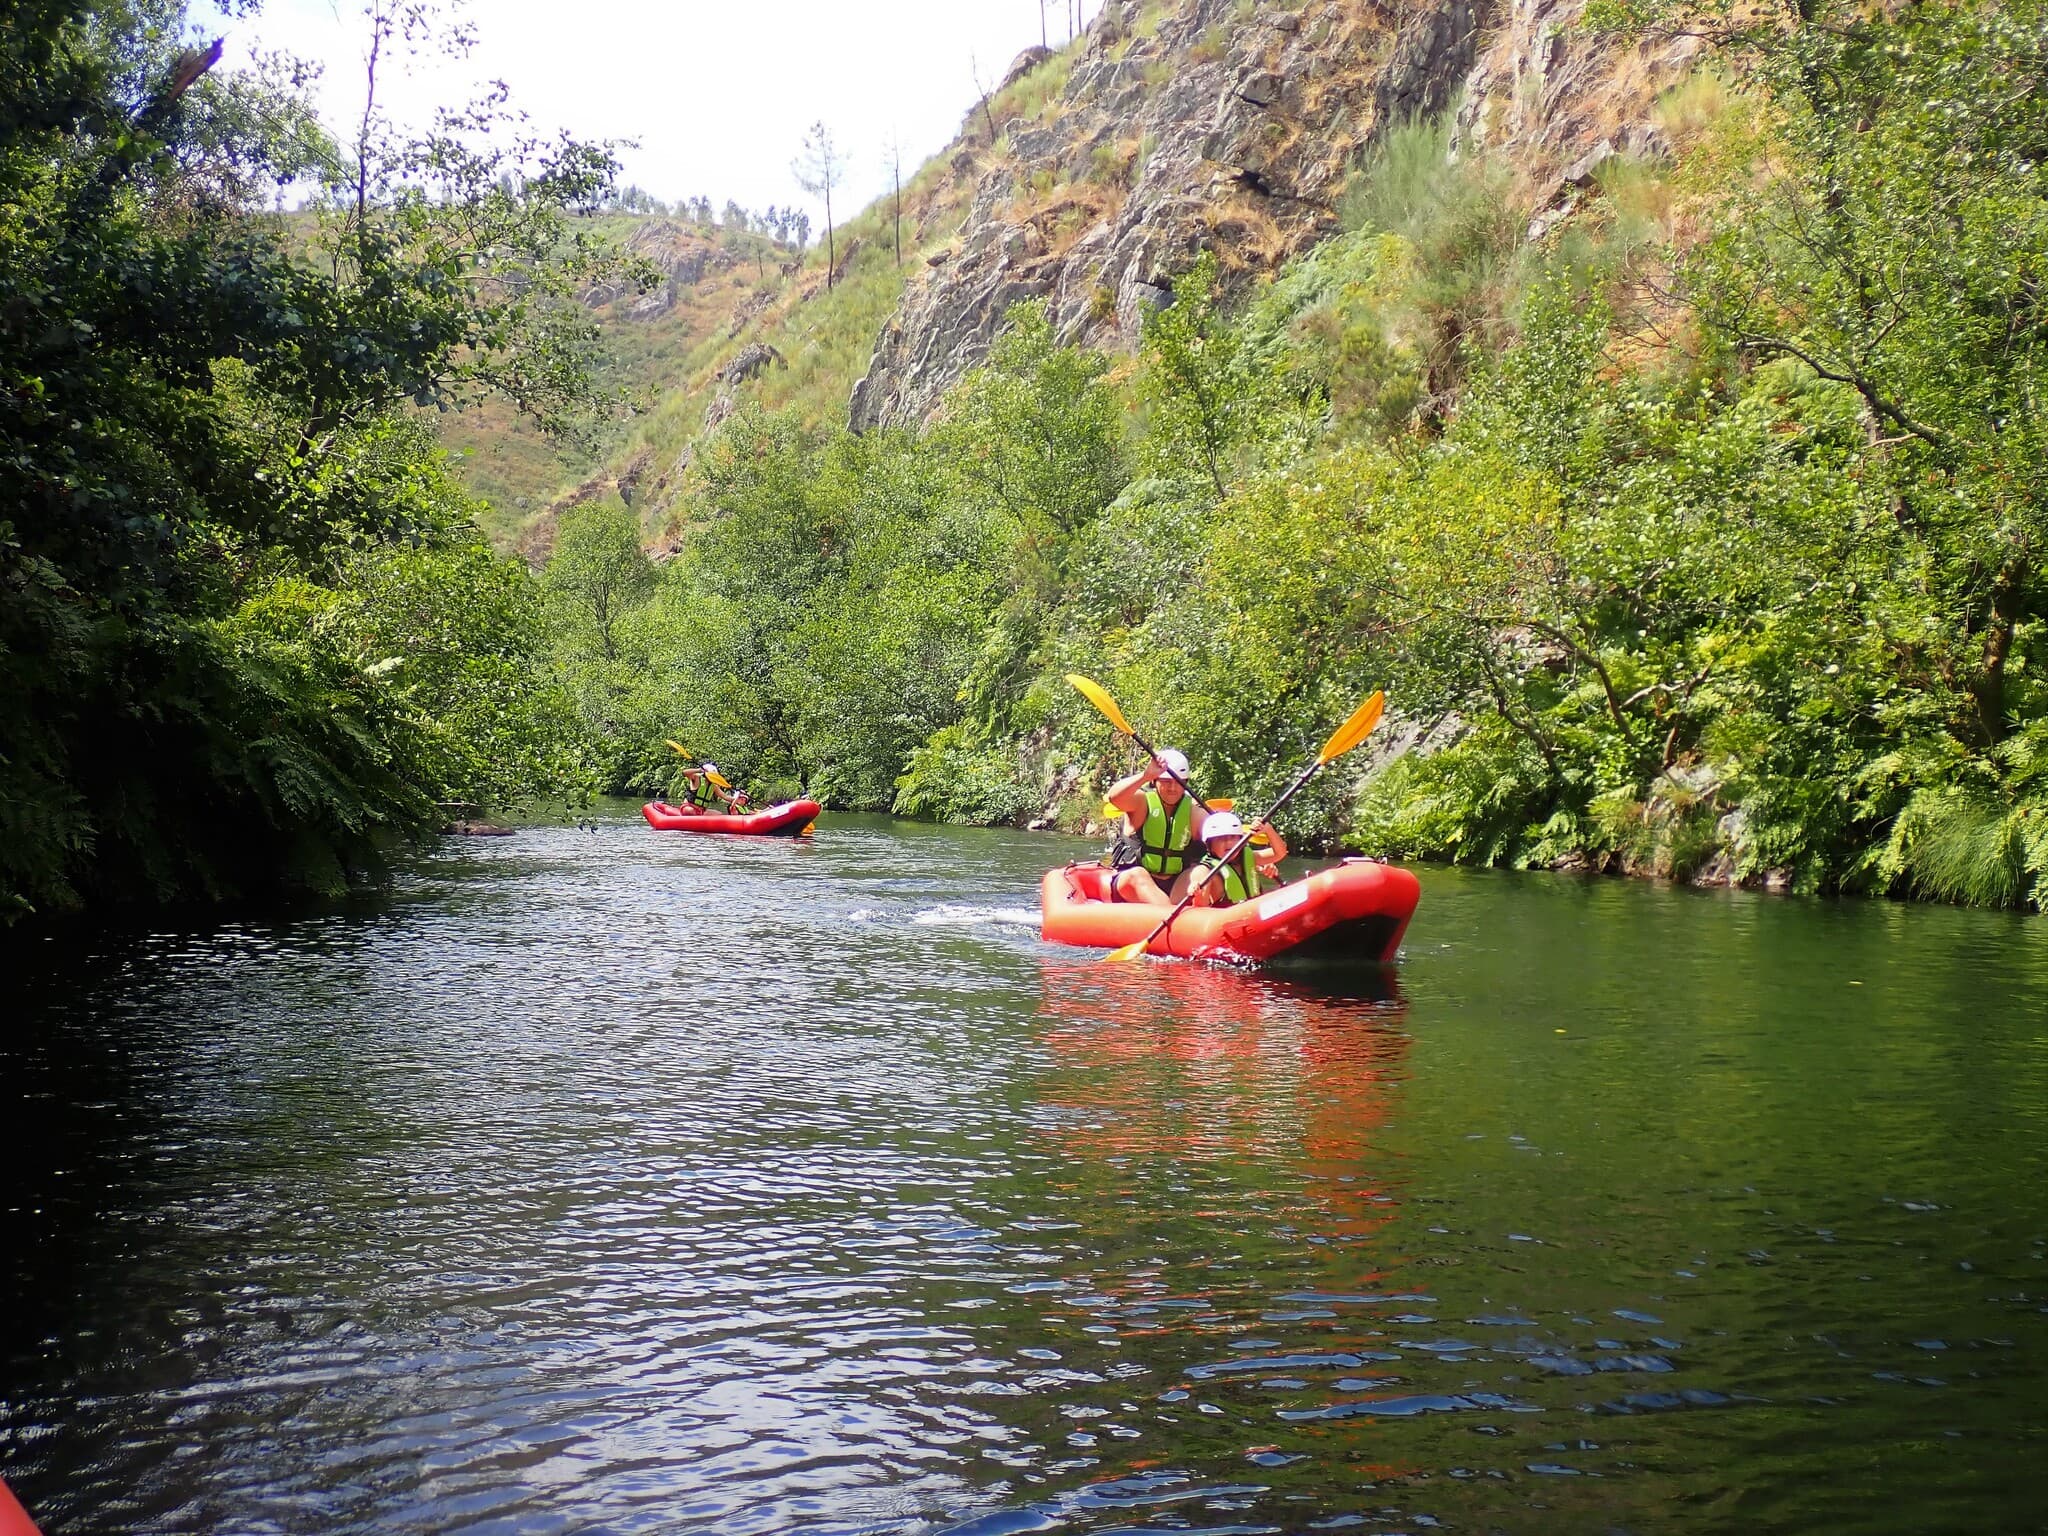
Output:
0,3,630,918
560,0,2048,909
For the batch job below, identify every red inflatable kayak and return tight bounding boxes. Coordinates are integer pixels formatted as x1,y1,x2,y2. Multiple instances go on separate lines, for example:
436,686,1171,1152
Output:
1040,859,1419,966
0,1480,44,1536
642,799,820,837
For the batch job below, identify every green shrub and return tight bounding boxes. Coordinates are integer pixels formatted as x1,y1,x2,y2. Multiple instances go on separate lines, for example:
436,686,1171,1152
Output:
894,725,1039,826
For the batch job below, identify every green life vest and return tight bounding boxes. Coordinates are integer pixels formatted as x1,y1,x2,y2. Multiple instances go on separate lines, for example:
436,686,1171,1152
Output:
1195,848,1260,906
1136,787,1196,878
686,775,720,810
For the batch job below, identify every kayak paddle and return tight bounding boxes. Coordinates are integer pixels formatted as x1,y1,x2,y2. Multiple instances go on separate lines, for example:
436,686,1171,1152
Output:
664,740,741,806
1067,672,1219,813
1102,690,1387,964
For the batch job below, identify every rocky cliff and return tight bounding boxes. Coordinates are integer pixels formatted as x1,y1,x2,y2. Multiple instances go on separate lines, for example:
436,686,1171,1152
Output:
468,0,1703,553
849,0,1699,431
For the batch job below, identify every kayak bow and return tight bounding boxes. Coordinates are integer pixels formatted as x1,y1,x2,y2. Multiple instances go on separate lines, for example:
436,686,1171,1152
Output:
0,1480,44,1536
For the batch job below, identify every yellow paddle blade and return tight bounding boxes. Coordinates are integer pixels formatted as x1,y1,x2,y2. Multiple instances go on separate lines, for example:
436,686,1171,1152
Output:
1099,799,1120,820
1066,673,1135,737
1317,690,1386,765
665,740,693,757
708,770,733,790
1102,938,1149,964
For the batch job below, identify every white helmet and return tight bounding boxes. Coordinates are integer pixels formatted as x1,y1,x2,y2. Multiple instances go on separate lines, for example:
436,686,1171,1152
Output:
1156,748,1190,777
702,763,718,773
1203,811,1246,841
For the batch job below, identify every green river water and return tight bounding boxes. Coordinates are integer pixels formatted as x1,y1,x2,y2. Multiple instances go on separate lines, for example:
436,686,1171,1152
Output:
3,808,2046,1534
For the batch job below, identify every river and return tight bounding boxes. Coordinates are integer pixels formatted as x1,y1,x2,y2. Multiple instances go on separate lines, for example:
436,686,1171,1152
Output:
3,809,2046,1533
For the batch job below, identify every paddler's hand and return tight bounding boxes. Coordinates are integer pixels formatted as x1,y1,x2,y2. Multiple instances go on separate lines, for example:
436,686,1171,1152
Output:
1253,820,1288,862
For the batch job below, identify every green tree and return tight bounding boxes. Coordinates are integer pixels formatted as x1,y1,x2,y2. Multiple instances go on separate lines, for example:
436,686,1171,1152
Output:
0,0,639,916
544,501,657,665
1671,0,2048,751
1133,252,1295,498
941,300,1127,548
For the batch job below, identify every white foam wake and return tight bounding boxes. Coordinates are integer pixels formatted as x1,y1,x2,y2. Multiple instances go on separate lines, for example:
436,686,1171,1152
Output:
911,904,1042,929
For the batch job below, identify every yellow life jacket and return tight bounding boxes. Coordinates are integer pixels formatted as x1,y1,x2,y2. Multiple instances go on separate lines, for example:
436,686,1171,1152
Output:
1136,787,1196,878
1195,848,1260,905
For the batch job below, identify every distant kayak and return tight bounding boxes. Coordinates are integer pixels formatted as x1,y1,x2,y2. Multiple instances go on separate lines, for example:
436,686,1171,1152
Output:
1040,860,1419,966
642,800,821,837
0,1480,43,1536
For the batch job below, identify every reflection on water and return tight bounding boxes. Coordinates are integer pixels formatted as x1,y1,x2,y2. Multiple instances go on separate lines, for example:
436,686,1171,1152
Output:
3,811,2047,1534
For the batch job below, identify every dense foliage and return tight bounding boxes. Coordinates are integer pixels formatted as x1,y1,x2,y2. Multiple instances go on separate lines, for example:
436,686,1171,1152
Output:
559,0,2048,908
1,0,631,918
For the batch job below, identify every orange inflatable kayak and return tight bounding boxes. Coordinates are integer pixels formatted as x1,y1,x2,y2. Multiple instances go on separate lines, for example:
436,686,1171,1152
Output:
642,799,820,836
1040,860,1419,966
0,1480,44,1536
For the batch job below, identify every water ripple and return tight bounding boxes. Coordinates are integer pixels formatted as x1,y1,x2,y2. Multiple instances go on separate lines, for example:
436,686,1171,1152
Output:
2,814,2046,1534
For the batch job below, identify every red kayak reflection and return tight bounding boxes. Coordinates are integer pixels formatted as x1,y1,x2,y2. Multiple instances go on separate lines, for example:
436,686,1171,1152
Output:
1033,957,1411,1241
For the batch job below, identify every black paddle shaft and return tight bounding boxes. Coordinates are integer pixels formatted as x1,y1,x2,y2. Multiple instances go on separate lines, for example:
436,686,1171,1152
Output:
1120,726,1212,816
1142,757,1324,951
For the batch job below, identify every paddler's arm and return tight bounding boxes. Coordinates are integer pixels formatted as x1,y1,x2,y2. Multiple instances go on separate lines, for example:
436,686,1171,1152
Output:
1106,761,1164,821
1254,821,1288,872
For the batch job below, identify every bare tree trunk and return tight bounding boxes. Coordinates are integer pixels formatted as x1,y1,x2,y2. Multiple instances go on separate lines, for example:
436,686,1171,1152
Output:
1973,554,2029,747
355,1,396,241
970,56,997,143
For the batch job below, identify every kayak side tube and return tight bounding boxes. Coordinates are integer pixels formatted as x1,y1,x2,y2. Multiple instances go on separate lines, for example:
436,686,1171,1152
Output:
1039,860,1419,966
641,799,822,837
0,1480,44,1536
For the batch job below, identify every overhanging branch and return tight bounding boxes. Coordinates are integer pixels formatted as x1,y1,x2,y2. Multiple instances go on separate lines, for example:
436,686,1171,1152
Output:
1735,333,1947,449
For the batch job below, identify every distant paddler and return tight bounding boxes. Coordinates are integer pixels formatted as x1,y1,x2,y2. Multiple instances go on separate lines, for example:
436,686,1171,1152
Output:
664,741,749,814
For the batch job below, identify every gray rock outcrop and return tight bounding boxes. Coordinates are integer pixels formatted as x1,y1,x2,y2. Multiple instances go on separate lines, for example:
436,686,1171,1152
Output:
581,220,741,318
719,342,787,385
1001,45,1056,91
852,0,1496,431
849,0,1698,433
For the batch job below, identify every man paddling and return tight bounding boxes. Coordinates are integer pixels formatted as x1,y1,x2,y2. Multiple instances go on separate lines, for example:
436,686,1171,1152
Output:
678,762,732,814
1104,748,1206,904
1183,810,1289,908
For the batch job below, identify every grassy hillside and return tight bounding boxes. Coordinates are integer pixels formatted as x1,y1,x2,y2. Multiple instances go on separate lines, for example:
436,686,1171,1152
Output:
437,212,796,550
440,18,1125,556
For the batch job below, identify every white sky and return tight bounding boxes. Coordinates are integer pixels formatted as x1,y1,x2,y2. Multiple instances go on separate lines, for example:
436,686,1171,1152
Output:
202,0,1103,223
